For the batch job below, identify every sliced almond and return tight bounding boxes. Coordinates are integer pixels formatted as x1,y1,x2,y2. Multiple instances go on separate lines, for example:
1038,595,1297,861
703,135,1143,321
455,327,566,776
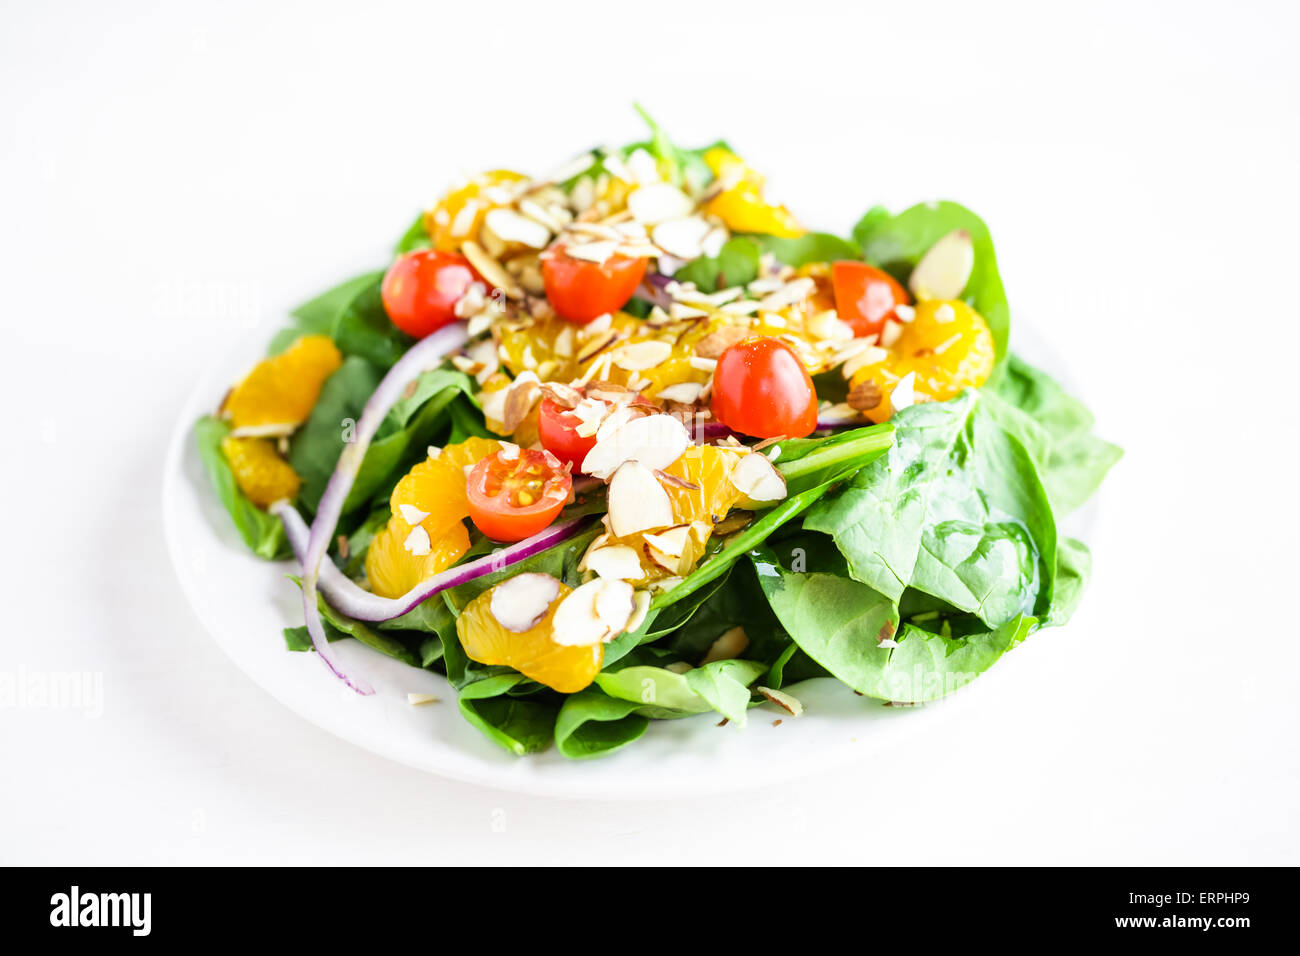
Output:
539,381,583,409
490,573,562,633
890,372,916,413
879,318,904,347
652,217,712,259
581,412,691,480
462,240,522,299
551,578,635,646
625,589,652,634
655,382,704,404
403,525,432,556
566,240,618,264
728,450,787,504
908,229,974,300
758,277,816,311
701,626,748,665
756,686,803,717
643,525,689,557
501,372,542,433
694,325,750,359
397,504,430,525
483,208,551,249
611,340,672,371
627,183,694,224
607,461,674,537
582,544,644,581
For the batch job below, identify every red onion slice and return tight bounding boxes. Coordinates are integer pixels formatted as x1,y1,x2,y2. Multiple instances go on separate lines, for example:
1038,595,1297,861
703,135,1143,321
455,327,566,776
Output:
274,500,591,623
298,322,469,693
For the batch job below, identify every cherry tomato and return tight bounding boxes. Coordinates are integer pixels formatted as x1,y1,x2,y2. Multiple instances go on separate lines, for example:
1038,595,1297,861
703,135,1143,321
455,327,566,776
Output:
538,398,597,473
466,447,572,542
710,337,818,439
542,245,648,324
381,249,479,338
830,261,911,340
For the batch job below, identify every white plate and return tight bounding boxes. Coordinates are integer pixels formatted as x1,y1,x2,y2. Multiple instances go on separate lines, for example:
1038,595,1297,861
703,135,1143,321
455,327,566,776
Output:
162,313,1080,799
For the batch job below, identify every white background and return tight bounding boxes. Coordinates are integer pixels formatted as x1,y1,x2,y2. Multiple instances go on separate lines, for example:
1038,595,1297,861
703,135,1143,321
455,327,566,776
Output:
2,0,1297,864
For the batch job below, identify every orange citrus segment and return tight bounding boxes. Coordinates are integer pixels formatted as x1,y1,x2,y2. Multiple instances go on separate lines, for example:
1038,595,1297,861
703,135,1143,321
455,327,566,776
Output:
363,437,503,598
702,147,804,238
457,581,602,693
850,299,996,423
222,334,343,430
426,170,529,252
220,435,301,508
365,520,470,599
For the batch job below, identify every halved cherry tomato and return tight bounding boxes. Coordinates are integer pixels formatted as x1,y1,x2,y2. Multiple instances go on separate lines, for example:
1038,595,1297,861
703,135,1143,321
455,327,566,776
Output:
542,245,648,324
466,447,572,542
711,337,818,439
538,398,597,473
381,249,480,338
830,261,910,340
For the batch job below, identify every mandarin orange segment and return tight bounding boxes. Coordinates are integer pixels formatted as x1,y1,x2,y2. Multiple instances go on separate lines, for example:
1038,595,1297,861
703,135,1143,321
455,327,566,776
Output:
222,334,343,430
220,435,301,508
850,299,996,423
426,170,528,252
365,520,470,599
702,147,804,238
456,581,602,693
363,437,503,598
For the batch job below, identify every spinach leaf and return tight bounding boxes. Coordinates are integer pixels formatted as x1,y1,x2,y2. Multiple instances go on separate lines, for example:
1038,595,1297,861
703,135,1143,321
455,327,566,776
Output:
673,237,762,292
990,354,1123,514
193,416,290,559
753,542,1035,701
803,390,1057,628
458,674,557,755
291,271,384,335
749,232,860,268
394,212,431,254
329,273,414,368
553,689,648,759
852,201,1010,360
289,362,474,515
594,658,767,725
1045,537,1091,627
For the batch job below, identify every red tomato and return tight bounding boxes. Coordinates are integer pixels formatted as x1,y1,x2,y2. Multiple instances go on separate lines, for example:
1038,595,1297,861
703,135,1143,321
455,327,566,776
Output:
710,337,818,439
830,261,911,339
538,398,597,473
542,245,648,324
381,249,479,338
466,447,572,542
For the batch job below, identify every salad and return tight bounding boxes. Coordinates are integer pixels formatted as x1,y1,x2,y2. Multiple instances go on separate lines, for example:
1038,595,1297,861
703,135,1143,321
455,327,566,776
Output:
195,110,1120,759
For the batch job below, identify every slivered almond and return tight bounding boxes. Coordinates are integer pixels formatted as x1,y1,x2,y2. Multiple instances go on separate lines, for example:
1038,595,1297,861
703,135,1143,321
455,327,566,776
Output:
551,578,635,646
909,229,974,300
701,626,748,664
483,208,550,249
890,372,916,413
582,544,645,580
654,469,700,491
582,413,691,479
490,573,561,633
652,217,711,258
607,461,674,537
627,183,694,224
655,382,705,404
539,381,583,409
462,241,522,299
729,450,787,504
758,277,816,311
611,340,672,371
403,525,432,556
501,372,542,432
694,325,750,359
577,328,619,364
643,525,690,557
756,686,803,717
566,240,618,264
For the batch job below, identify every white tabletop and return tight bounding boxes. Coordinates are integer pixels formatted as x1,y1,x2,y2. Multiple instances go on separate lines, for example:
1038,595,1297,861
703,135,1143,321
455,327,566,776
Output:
3,0,1297,864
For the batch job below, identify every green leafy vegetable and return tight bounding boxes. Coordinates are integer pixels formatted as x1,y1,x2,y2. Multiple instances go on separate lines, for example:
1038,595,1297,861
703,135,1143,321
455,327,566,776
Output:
554,689,648,759
193,416,290,559
750,232,860,268
803,390,1057,628
459,675,558,755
